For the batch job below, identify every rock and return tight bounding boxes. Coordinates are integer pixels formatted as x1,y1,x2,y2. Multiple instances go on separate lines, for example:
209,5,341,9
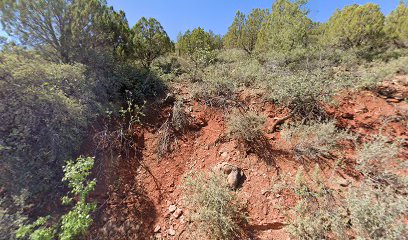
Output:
173,209,183,219
220,152,228,158
212,162,245,189
227,170,241,189
168,205,177,213
168,226,176,236
341,112,354,119
387,98,401,103
154,225,161,233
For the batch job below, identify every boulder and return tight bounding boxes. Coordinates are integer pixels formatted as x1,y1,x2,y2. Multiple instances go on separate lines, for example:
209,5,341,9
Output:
212,162,245,189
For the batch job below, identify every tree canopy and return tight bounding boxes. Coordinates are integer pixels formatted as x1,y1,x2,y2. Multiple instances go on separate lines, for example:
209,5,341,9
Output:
130,17,172,68
384,1,408,47
224,9,269,54
325,3,385,50
256,0,312,53
0,0,129,63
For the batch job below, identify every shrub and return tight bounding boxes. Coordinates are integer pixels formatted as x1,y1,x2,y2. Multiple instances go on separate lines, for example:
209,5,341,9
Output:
356,135,405,189
348,183,408,240
271,166,347,240
16,156,97,240
282,120,354,161
182,173,247,239
192,79,236,107
0,49,98,217
350,134,407,239
266,70,332,119
172,100,189,132
227,111,266,142
325,3,385,54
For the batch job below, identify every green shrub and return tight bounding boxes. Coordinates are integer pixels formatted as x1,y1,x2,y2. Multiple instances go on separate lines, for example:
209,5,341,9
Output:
282,120,354,161
0,49,98,208
271,166,347,240
182,173,247,240
348,183,408,240
0,191,29,240
16,156,97,240
266,70,332,119
227,111,266,142
356,135,406,189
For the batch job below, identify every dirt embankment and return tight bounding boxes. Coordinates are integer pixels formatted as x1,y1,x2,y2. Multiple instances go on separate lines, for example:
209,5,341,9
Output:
86,76,407,240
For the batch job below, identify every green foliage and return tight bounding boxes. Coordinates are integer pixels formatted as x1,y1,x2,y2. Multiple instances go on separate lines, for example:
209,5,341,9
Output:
282,120,354,161
256,0,312,53
224,9,269,54
272,166,347,240
176,28,218,80
177,27,218,55
325,3,385,54
182,173,247,240
0,191,29,240
0,49,98,202
16,156,97,240
16,217,54,240
266,70,332,119
385,1,408,47
0,0,130,63
348,183,408,240
131,17,172,68
227,111,266,142
356,135,405,188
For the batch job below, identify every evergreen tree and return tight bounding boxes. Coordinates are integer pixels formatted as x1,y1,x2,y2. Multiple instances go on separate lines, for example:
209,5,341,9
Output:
384,1,408,47
325,3,385,50
0,0,129,63
256,0,311,53
224,9,269,54
130,17,172,68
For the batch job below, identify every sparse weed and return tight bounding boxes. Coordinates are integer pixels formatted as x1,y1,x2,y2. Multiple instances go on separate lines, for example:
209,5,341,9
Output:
172,100,189,132
348,183,408,240
282,120,354,162
271,166,347,240
182,172,247,240
227,111,266,142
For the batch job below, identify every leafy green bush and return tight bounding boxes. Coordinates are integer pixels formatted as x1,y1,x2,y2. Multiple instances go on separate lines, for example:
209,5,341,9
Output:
324,3,385,57
182,173,247,240
0,49,98,203
282,120,354,161
227,111,266,142
16,156,97,240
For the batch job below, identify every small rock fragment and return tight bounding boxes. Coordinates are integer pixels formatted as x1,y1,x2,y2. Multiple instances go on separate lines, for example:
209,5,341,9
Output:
173,208,183,219
168,205,177,213
168,226,176,236
154,225,161,233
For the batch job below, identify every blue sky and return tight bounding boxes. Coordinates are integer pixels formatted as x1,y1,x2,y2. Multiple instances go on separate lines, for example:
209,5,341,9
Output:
107,0,400,40
0,1,400,41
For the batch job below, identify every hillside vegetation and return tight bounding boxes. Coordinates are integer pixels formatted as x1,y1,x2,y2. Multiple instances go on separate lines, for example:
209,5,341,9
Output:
1,0,407,239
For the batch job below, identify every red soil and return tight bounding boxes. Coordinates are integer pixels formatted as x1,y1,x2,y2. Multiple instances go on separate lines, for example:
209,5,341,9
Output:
87,77,407,240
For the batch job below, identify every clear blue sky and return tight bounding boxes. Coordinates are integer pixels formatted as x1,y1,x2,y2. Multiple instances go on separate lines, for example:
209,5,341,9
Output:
107,0,400,40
